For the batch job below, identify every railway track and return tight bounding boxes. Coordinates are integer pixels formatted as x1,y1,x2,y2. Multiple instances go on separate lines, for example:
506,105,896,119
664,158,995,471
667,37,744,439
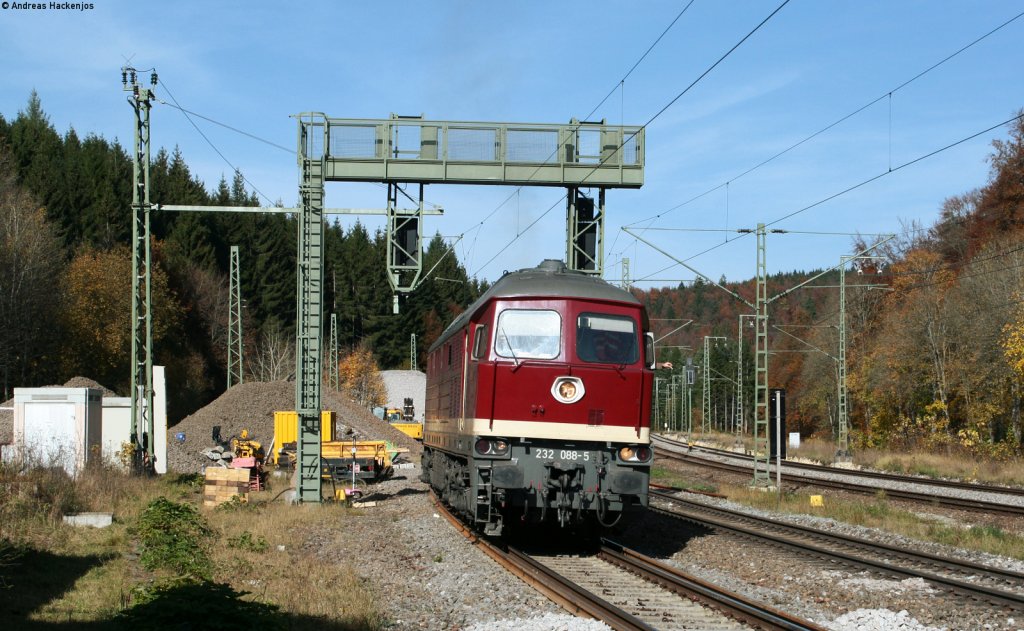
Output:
653,435,1024,517
657,435,1024,499
431,492,824,630
651,489,1024,612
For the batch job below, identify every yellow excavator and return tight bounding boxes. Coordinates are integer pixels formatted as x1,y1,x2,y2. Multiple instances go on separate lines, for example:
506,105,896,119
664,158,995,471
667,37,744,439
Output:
231,430,265,461
386,398,422,440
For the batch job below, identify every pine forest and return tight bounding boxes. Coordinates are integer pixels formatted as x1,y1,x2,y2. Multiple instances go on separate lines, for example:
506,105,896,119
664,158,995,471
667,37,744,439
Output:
2,93,1022,458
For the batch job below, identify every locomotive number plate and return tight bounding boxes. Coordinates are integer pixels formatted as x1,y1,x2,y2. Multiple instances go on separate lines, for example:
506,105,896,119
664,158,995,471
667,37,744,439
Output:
535,448,589,461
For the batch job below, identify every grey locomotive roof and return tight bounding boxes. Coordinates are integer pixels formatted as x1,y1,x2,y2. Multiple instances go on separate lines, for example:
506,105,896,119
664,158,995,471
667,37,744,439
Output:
431,260,640,352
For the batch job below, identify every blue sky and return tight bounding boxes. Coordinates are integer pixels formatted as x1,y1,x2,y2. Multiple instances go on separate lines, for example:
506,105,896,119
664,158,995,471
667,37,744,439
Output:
2,1,1023,288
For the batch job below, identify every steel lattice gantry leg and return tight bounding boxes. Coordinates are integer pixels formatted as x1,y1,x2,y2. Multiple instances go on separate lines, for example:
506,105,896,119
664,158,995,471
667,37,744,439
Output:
736,315,746,446
837,255,851,460
328,313,339,391
125,68,156,471
566,188,605,275
296,113,326,503
228,245,243,388
702,336,712,434
752,224,772,487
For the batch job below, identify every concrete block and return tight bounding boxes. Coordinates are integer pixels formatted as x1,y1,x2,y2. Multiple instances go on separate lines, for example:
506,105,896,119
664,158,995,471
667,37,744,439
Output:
63,512,113,528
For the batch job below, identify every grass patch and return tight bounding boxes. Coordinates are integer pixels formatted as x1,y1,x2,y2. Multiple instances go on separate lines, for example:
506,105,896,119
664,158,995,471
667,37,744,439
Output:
718,482,1024,560
858,449,1024,487
650,466,719,494
0,463,382,628
679,430,1024,488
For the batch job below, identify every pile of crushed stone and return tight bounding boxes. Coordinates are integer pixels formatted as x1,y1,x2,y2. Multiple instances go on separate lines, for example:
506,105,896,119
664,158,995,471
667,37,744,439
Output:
0,377,119,444
165,381,421,474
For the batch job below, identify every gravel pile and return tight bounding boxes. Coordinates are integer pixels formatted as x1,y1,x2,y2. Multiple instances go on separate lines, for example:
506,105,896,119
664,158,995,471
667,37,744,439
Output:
166,381,421,473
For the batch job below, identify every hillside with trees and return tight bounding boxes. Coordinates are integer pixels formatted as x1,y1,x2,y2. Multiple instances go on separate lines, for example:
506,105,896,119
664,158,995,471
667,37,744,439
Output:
638,111,1024,456
3,90,1022,457
0,92,483,422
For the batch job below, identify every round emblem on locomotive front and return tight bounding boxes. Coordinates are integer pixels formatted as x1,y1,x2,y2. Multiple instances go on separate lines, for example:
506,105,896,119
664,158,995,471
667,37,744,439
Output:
551,376,585,404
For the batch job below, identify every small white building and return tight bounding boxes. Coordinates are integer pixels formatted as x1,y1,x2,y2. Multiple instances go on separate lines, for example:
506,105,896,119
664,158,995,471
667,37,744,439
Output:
13,387,102,476
380,370,426,422
100,397,131,466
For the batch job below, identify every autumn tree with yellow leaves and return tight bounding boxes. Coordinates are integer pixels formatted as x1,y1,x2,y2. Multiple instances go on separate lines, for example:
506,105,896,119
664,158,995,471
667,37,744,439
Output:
60,245,183,393
336,345,387,409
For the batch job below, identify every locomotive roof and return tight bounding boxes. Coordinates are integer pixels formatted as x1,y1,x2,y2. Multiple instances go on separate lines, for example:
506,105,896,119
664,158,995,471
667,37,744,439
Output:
430,260,641,352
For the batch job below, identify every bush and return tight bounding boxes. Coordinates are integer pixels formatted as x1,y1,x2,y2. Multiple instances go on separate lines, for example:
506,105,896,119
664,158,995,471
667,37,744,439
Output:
134,497,212,579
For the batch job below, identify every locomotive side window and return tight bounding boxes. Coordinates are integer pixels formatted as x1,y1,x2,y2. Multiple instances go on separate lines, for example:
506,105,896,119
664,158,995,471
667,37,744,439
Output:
577,313,638,364
494,310,561,360
472,325,488,360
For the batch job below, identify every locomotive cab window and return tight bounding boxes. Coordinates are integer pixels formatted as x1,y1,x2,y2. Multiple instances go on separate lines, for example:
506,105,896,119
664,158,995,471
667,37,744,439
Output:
494,309,561,360
577,313,638,364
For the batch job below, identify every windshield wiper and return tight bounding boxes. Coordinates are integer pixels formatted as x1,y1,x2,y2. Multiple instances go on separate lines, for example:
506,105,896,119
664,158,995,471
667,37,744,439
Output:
499,328,520,369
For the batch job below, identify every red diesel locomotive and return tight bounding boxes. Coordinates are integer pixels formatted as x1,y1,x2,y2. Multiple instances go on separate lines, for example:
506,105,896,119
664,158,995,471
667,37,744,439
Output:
422,259,655,536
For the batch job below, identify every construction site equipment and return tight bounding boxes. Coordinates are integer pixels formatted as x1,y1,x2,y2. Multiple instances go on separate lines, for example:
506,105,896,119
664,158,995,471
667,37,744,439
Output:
386,398,423,440
390,420,423,440
230,456,265,492
273,410,335,464
319,440,408,485
231,429,265,460
203,467,250,507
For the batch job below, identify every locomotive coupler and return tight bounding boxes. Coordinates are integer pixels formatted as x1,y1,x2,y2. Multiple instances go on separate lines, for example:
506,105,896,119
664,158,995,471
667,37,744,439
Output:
543,463,585,528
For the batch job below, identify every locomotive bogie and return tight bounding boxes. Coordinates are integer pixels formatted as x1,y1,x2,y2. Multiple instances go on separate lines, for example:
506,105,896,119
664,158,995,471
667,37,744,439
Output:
422,432,651,535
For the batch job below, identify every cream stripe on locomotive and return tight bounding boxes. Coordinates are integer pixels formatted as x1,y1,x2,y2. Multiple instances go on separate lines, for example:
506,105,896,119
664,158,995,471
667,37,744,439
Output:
425,417,650,444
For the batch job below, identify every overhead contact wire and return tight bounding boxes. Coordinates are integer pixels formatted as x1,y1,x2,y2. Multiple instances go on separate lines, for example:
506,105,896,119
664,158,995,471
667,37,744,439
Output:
473,0,790,278
625,9,1024,230
158,79,274,205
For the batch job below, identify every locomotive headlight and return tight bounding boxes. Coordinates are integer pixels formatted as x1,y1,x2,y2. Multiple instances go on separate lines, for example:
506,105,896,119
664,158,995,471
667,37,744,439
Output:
551,376,585,404
618,445,652,463
475,438,510,457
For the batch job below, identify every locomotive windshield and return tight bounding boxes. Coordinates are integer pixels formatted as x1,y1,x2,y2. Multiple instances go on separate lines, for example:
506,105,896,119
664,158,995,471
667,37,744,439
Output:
494,309,561,359
576,313,638,364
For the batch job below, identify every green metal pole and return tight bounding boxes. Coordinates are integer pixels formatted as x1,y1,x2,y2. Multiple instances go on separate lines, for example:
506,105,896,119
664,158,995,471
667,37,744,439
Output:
702,336,711,435
295,113,326,503
228,245,243,388
123,67,156,472
329,313,339,391
837,256,851,460
753,224,771,487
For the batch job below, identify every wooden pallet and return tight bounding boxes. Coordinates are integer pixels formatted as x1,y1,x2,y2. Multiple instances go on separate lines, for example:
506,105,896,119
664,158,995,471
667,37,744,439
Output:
203,467,250,507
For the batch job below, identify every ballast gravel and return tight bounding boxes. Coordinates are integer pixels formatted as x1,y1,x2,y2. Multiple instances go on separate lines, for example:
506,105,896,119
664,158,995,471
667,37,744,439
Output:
830,608,944,631
310,469,576,630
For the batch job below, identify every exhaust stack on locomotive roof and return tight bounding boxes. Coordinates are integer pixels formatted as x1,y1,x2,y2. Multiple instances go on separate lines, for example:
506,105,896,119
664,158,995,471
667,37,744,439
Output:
422,260,655,536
